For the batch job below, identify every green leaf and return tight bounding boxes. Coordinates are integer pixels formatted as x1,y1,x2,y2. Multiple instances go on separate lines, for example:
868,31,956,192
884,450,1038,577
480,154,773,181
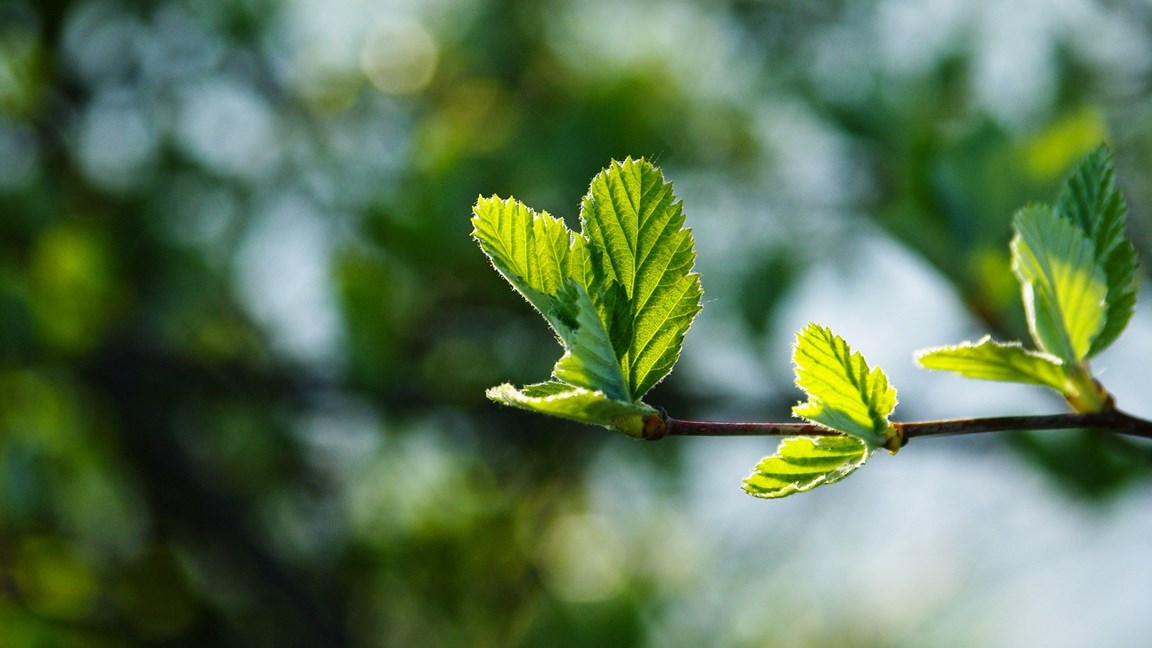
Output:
580,158,703,398
915,336,1066,390
792,323,897,449
1053,145,1138,356
742,435,871,499
550,280,630,401
472,160,703,430
1094,242,1139,356
471,196,589,337
1011,204,1108,363
485,381,655,431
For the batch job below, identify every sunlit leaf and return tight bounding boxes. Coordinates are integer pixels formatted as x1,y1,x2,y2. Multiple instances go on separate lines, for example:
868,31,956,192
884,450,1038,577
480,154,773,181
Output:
471,195,631,401
742,435,871,499
470,196,589,338
915,336,1066,390
485,381,654,430
550,280,630,401
792,323,896,449
1053,145,1138,356
472,161,702,428
580,158,703,398
1011,204,1107,363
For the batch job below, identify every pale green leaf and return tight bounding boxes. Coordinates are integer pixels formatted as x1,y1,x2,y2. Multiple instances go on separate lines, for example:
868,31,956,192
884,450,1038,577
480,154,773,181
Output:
580,158,703,398
485,381,654,430
470,196,589,338
472,161,703,431
1053,145,1138,356
1011,204,1108,363
471,195,631,401
915,336,1066,390
791,323,897,449
742,435,871,499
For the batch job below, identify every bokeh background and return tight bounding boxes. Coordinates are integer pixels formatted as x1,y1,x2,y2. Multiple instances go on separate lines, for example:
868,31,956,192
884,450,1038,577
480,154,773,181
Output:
3,0,1152,645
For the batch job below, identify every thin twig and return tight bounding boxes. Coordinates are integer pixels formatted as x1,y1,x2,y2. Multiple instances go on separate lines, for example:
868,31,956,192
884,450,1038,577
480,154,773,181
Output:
661,409,1152,442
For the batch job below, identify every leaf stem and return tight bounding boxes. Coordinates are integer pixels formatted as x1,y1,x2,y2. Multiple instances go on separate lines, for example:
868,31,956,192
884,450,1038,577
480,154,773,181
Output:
663,409,1152,441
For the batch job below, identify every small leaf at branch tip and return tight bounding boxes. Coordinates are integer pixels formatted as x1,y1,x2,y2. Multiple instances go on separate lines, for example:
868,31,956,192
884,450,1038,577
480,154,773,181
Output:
581,156,703,398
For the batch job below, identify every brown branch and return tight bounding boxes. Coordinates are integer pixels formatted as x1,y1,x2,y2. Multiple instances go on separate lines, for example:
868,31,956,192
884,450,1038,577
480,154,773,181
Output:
659,409,1152,442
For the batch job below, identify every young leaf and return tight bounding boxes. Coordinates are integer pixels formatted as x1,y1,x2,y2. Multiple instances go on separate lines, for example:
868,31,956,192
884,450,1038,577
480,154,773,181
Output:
1011,204,1107,363
915,336,1065,390
550,280,630,401
472,159,703,431
742,435,871,499
792,323,897,449
471,196,589,339
486,382,655,432
580,158,703,398
471,195,633,401
1053,145,1138,356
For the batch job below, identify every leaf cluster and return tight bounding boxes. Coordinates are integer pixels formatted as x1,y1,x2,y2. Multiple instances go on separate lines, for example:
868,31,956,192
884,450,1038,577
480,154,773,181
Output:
473,146,1141,500
918,145,1137,413
744,323,897,499
471,158,702,436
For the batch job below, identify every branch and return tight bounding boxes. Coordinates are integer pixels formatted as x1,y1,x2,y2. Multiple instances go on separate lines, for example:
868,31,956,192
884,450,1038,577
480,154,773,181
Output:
659,409,1152,442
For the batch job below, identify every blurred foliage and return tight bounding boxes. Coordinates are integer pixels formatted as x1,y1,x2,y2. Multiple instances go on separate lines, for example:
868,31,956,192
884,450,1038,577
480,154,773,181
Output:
1,0,1151,645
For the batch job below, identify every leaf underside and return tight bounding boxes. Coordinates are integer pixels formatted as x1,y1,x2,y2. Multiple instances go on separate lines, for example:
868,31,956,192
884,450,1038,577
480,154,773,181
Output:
791,323,896,449
743,435,871,499
486,382,654,428
915,336,1066,390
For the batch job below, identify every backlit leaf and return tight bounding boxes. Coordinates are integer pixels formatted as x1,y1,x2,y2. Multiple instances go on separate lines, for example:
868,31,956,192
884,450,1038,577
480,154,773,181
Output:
742,435,871,499
471,196,589,339
580,158,703,398
550,280,630,401
915,336,1065,390
472,159,702,429
1011,204,1107,363
485,381,654,431
792,323,897,449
